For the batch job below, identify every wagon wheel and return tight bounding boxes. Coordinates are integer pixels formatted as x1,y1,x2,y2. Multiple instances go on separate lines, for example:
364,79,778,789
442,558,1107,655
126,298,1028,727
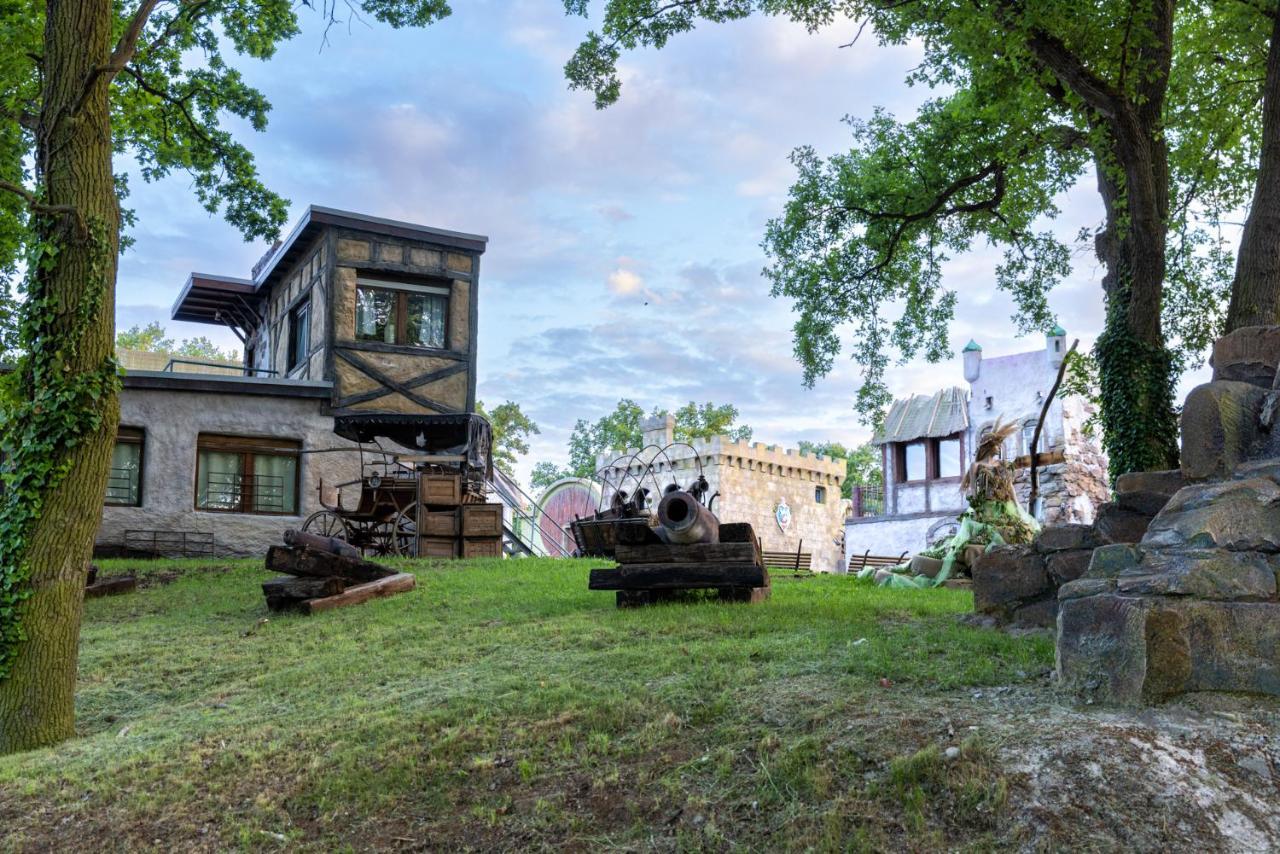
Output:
301,510,352,543
361,503,419,558
391,502,420,557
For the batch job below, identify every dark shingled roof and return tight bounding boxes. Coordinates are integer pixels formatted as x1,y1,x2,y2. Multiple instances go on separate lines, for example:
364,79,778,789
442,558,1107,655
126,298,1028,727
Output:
874,387,970,445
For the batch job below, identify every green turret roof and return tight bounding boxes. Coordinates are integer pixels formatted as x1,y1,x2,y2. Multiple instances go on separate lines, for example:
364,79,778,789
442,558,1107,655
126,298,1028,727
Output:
1048,324,1067,337
962,339,982,352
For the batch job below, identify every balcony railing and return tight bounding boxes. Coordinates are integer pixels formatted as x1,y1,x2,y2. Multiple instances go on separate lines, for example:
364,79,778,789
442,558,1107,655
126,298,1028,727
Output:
162,357,278,377
850,484,884,519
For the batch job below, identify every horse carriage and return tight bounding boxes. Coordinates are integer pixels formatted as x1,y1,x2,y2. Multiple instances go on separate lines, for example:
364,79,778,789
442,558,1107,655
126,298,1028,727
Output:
301,413,493,557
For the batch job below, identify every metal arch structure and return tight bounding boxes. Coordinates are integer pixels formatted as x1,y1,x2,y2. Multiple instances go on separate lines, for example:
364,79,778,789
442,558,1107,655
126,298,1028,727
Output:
534,478,602,557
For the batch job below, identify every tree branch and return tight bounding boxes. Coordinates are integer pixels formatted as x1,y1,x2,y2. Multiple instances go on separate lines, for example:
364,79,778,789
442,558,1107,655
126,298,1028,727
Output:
0,181,86,237
72,0,163,117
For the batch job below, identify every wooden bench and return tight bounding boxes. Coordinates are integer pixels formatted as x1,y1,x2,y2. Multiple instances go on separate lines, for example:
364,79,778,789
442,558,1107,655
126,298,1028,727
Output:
846,550,910,573
762,550,812,572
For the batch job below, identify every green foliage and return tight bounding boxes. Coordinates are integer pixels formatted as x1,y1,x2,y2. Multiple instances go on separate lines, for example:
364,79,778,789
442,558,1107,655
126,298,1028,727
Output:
542,398,753,480
671,401,752,444
114,321,173,353
797,440,880,498
561,0,1272,470
529,460,571,491
477,399,541,477
0,1,455,688
115,322,239,362
0,221,119,681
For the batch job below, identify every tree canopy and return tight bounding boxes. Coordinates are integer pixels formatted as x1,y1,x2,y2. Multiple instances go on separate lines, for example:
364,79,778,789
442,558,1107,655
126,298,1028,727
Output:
530,398,753,489
562,0,1275,479
116,321,240,362
477,400,541,478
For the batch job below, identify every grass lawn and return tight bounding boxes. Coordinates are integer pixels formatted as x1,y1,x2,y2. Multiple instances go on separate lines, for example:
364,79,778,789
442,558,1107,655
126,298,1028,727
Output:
0,558,1052,852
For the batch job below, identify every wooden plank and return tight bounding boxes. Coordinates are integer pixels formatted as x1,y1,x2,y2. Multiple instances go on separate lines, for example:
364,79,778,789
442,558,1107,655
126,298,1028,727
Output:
1010,449,1067,470
265,545,394,582
589,562,768,591
614,542,758,565
262,575,346,600
718,522,756,544
303,572,416,615
333,348,461,414
84,576,137,598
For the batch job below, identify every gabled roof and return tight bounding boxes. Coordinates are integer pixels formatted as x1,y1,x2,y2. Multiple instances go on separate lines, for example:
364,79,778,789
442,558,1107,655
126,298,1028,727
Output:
874,387,970,445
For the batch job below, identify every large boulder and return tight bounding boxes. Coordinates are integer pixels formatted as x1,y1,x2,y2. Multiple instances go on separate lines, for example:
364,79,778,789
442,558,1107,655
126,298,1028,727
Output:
1035,523,1100,554
1058,593,1280,703
1094,502,1154,545
1143,476,1280,553
1114,468,1186,499
1211,325,1280,387
1113,550,1279,600
1046,549,1094,585
1180,380,1268,480
971,545,1049,615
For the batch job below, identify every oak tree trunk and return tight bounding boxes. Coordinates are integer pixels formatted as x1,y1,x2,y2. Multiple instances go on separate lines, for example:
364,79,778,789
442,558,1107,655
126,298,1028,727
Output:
1089,0,1181,480
1226,10,1280,330
0,0,120,755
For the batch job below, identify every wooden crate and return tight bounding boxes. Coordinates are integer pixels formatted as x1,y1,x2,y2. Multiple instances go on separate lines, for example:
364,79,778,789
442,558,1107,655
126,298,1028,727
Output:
461,503,504,538
421,509,459,537
420,474,461,507
461,537,503,559
417,536,459,558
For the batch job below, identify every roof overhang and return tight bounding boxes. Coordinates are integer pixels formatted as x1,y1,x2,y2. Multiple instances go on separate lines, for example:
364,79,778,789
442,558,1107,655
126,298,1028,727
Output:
170,273,262,336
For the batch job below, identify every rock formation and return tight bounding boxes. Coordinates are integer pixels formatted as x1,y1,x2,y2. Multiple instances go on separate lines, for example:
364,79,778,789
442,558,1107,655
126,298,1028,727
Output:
1056,326,1280,704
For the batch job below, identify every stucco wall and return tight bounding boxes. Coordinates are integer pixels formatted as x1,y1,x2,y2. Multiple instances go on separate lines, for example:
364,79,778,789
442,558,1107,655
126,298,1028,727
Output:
844,514,954,565
97,378,362,557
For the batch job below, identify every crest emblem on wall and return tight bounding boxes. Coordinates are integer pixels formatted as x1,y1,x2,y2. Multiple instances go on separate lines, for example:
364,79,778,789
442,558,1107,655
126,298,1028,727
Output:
775,498,792,533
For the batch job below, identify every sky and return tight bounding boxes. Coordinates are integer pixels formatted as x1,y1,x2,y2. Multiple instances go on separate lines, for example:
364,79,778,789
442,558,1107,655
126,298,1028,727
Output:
115,1,1210,486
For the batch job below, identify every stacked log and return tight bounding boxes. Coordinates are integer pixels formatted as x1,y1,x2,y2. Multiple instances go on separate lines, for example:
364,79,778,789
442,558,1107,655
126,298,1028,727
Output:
263,529,415,614
587,504,771,607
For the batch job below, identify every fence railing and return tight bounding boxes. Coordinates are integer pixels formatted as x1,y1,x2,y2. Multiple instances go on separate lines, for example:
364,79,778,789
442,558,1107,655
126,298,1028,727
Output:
199,472,291,514
163,357,278,377
104,466,139,506
850,484,885,519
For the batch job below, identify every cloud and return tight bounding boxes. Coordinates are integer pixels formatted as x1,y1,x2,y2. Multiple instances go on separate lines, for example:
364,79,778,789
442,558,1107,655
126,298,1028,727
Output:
607,265,643,296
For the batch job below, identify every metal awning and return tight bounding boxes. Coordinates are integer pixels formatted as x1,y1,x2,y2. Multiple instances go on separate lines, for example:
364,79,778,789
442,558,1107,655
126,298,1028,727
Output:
332,413,492,475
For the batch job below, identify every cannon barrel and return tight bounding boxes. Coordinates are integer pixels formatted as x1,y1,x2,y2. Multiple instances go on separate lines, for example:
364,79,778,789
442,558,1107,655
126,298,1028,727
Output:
284,528,360,560
656,490,720,544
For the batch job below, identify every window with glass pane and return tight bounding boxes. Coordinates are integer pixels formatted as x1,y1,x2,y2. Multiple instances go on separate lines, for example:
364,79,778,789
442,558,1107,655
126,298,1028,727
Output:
903,442,926,481
196,435,300,514
105,428,143,506
356,287,396,343
288,300,311,371
1022,422,1037,455
936,438,962,478
406,292,447,348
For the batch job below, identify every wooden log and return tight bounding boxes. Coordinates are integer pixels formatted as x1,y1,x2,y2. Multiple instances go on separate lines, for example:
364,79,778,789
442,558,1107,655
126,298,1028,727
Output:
261,575,346,600
265,545,393,582
84,576,137,599
303,572,416,615
718,586,771,604
284,529,360,559
614,542,758,565
718,522,757,544
588,562,768,591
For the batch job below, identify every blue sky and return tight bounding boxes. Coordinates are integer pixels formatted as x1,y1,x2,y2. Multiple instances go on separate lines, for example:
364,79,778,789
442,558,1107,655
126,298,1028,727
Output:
115,1,1207,484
